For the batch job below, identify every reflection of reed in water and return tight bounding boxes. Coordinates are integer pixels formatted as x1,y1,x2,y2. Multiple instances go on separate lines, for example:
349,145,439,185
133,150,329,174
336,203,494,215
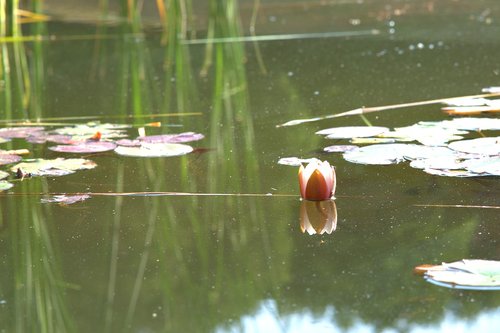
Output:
4,180,75,332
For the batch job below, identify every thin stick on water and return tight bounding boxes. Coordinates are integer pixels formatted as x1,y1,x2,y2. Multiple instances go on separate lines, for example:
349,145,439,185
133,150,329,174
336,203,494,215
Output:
414,204,500,210
276,92,500,127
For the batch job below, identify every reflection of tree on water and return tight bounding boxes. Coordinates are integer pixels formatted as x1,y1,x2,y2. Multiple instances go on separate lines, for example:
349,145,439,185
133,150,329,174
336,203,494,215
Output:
282,200,500,331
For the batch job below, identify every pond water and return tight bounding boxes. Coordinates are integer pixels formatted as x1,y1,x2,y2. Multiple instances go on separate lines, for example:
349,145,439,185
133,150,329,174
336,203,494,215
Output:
1,0,499,332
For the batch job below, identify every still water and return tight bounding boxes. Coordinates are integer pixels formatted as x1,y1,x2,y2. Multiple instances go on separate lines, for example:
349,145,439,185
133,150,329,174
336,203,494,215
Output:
1,0,499,332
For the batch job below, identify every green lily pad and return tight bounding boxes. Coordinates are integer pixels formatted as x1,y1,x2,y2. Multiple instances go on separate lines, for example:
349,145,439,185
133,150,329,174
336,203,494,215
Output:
0,170,9,180
418,260,500,290
114,143,193,157
10,158,97,177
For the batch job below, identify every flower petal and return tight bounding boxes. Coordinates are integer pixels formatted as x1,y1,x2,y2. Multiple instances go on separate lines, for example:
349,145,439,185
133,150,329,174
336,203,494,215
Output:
305,169,331,200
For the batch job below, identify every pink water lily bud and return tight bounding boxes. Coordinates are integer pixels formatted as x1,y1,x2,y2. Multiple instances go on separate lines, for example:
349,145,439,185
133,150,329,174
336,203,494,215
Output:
298,159,336,201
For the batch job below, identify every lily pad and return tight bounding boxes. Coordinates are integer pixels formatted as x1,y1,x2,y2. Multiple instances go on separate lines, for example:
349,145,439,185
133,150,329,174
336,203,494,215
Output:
350,137,397,144
323,145,359,153
381,124,467,146
277,157,320,167
401,145,458,161
416,260,500,290
114,143,193,157
424,117,500,131
482,86,500,93
0,181,13,191
41,194,91,205
53,123,129,140
138,132,205,144
316,126,389,139
442,97,492,107
421,168,480,177
116,139,141,147
463,157,500,176
343,144,409,165
448,137,500,156
0,154,22,166
409,156,465,171
0,126,45,139
0,170,9,180
26,133,74,144
10,158,97,177
49,141,117,154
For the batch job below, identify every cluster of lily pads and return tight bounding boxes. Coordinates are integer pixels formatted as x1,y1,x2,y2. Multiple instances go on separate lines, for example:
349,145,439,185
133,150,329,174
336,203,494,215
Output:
280,117,499,177
0,122,204,199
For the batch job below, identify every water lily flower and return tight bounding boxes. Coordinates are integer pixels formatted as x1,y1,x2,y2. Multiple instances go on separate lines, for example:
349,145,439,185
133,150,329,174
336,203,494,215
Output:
298,159,336,201
300,200,337,235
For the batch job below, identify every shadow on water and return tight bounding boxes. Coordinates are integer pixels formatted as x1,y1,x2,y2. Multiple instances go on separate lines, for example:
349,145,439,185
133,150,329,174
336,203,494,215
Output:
0,0,499,332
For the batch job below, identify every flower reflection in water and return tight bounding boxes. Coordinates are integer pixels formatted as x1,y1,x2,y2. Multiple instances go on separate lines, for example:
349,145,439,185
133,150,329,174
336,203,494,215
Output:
300,200,337,235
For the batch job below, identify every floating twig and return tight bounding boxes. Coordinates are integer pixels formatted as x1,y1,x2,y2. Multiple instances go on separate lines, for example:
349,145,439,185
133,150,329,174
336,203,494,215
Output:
277,92,500,127
414,204,500,210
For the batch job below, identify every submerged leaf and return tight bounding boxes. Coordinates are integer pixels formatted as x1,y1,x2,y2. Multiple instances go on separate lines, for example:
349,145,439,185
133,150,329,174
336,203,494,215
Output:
418,259,500,290
10,158,97,177
114,143,193,157
49,141,117,153
0,181,13,191
41,194,91,205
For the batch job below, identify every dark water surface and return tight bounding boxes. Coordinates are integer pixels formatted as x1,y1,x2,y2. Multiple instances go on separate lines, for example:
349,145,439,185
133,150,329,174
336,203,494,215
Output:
1,1,499,332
